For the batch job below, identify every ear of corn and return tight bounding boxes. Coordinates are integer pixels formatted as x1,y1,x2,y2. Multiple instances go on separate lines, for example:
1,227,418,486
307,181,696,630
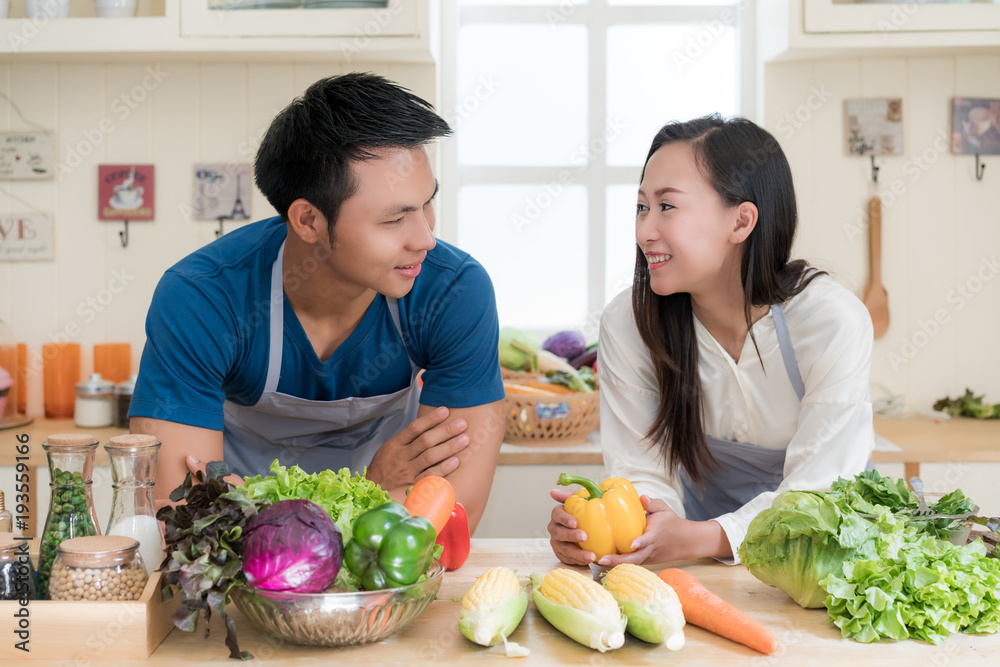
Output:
458,566,529,648
603,563,686,650
530,569,626,652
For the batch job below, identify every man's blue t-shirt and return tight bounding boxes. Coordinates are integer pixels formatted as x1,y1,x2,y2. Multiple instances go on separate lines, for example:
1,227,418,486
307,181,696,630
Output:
130,216,504,430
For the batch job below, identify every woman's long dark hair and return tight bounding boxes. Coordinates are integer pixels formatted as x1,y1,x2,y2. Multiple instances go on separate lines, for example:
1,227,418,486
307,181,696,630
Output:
632,115,824,483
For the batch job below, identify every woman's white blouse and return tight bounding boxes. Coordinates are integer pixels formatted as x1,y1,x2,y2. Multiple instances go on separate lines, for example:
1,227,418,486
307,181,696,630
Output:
598,274,875,564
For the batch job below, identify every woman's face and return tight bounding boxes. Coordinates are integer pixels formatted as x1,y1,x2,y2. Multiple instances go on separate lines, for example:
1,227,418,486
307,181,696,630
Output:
635,141,739,298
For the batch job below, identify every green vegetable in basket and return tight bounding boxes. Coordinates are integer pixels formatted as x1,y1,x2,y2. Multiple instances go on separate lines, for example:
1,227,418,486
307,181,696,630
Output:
499,327,540,371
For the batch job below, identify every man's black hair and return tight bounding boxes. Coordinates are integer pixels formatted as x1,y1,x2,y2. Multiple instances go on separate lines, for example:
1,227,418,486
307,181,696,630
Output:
254,72,451,233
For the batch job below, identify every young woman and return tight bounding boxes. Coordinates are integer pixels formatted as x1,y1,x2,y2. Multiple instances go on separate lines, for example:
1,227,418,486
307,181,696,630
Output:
548,116,874,566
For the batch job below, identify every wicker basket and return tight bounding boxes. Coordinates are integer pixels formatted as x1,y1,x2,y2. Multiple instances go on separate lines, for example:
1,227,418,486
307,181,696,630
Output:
502,369,600,445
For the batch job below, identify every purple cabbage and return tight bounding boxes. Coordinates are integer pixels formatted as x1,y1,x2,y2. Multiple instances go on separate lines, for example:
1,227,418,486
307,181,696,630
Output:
242,499,343,593
543,330,587,361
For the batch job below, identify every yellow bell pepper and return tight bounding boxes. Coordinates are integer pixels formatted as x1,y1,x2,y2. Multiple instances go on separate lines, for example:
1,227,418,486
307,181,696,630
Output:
558,472,647,559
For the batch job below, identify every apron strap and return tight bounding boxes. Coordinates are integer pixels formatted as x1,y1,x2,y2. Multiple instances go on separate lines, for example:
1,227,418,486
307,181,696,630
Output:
385,297,420,376
770,303,805,401
263,240,286,395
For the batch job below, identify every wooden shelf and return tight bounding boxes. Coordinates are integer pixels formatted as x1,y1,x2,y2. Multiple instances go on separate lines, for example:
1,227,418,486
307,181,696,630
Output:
0,0,431,63
758,0,1000,63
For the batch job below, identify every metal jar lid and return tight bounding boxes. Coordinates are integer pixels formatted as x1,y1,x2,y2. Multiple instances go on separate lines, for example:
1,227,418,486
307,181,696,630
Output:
116,373,138,397
76,373,115,397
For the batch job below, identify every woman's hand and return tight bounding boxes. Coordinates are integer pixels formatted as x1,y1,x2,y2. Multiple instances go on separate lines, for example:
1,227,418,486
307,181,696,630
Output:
595,496,683,567
547,488,596,566
596,496,734,566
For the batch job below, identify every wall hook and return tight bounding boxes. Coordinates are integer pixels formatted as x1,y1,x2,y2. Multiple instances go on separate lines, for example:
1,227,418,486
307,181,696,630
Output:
119,219,129,248
975,154,986,181
870,155,879,184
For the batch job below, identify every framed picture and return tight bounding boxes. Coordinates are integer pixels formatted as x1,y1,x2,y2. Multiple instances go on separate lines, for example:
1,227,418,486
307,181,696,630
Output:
0,131,54,180
951,97,1000,155
844,98,904,156
191,163,252,221
0,212,54,261
98,165,155,221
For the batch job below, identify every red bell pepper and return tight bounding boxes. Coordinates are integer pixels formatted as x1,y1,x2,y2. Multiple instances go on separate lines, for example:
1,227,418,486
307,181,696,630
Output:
435,501,470,571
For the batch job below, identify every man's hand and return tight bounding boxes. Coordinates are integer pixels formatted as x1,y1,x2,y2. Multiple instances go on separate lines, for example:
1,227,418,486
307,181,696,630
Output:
185,455,244,487
366,405,470,493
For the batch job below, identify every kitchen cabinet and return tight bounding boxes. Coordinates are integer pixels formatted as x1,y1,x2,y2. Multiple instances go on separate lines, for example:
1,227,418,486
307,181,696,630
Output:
0,0,431,63
181,0,418,38
758,0,1000,62
805,0,1000,34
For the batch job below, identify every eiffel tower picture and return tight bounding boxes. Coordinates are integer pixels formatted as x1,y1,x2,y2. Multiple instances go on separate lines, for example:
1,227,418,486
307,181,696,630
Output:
229,173,249,220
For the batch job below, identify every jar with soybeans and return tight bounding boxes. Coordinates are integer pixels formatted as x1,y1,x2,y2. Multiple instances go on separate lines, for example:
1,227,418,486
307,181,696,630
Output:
47,535,148,602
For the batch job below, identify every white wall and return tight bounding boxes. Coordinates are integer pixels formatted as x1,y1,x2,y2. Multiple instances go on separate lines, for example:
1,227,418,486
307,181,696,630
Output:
0,60,435,416
764,54,1000,412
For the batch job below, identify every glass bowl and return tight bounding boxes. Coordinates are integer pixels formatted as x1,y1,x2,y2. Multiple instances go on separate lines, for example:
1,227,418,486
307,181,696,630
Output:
230,562,444,647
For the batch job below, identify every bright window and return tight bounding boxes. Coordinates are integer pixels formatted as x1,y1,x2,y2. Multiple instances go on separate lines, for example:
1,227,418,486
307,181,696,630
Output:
439,1,751,339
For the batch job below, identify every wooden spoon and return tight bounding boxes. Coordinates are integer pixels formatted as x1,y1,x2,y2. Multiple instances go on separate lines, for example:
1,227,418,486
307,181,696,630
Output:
862,195,889,338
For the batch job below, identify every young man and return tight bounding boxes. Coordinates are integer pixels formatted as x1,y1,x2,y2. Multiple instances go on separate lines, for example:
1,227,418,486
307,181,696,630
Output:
130,73,505,533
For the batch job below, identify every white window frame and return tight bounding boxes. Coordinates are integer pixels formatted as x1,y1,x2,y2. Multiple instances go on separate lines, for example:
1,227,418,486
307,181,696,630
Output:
437,1,757,333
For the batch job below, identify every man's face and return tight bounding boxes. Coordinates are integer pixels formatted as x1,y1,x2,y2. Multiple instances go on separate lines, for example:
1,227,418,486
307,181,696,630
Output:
324,146,438,300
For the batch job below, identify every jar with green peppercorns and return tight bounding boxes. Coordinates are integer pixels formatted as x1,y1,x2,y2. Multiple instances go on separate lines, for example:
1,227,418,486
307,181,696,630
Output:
38,434,101,598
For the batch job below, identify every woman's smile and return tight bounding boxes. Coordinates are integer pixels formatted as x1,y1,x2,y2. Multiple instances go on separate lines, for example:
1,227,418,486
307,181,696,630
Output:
645,252,672,269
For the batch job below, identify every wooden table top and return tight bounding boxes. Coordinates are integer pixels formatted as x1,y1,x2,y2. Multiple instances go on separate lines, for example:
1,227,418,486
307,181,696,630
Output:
19,537,999,665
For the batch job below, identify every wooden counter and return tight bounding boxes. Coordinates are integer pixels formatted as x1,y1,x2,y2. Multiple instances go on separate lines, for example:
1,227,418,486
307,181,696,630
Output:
3,416,998,538
14,538,1000,665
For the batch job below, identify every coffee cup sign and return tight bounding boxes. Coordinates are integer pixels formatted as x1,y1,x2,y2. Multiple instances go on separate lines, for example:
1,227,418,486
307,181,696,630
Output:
98,165,155,221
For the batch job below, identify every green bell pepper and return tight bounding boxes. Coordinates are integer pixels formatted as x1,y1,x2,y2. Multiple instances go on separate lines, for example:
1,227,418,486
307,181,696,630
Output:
344,502,438,590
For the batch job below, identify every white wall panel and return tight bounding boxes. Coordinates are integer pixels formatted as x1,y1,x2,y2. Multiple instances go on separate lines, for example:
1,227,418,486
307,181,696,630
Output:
765,54,1000,409
0,61,434,416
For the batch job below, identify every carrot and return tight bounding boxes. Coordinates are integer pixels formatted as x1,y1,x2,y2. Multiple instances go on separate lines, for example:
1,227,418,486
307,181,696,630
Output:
403,475,456,535
519,380,577,395
658,568,779,655
503,382,560,396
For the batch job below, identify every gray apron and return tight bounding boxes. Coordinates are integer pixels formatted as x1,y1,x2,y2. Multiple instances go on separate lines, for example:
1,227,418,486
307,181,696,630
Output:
222,241,422,478
678,303,871,521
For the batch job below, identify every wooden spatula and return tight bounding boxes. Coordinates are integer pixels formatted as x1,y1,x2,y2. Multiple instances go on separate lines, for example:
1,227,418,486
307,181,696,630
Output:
862,195,889,338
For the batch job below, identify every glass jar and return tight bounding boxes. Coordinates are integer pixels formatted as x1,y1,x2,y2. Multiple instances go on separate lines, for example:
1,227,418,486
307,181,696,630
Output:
0,491,12,533
105,434,164,576
48,535,148,602
38,434,101,598
115,374,137,428
0,532,37,601
74,373,115,428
